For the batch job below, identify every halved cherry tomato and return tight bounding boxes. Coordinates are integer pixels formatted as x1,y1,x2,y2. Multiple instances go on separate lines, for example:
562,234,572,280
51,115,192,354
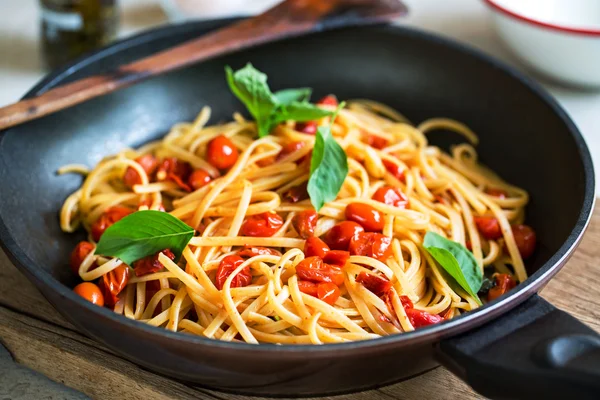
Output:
317,95,338,107
101,264,131,307
207,135,239,170
188,169,212,191
216,255,251,290
485,188,508,199
292,210,318,239
372,186,409,208
277,141,306,160
91,206,132,242
238,246,282,258
282,183,309,203
382,159,405,182
317,282,340,305
474,216,503,240
356,272,392,297
123,154,159,188
73,282,104,306
324,221,364,250
323,250,350,267
132,249,175,277
487,273,517,302
304,237,330,258
156,157,193,192
70,241,95,275
345,203,384,232
349,232,392,261
511,224,536,259
405,308,444,328
241,212,284,237
297,280,318,297
295,256,344,285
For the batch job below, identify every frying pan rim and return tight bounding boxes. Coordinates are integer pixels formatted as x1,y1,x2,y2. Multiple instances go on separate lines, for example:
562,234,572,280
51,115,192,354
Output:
0,18,595,355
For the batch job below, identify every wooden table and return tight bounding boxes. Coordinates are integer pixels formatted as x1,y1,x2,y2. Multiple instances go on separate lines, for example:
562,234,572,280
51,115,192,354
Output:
1,209,599,400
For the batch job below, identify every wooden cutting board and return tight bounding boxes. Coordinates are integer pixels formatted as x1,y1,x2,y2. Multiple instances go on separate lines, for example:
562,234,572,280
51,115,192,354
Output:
1,207,599,400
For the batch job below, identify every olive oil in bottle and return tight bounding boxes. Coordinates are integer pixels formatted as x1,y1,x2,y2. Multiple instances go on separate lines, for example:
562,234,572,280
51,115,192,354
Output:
40,0,118,69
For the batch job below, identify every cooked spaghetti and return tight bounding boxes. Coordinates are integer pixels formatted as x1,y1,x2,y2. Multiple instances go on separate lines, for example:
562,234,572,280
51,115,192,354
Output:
60,95,536,344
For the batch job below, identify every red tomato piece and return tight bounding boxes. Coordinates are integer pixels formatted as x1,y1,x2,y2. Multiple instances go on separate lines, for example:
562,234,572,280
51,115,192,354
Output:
465,240,473,251
487,273,517,302
365,134,388,149
511,224,537,259
100,264,131,307
282,183,309,203
356,272,392,297
324,221,365,250
295,256,344,286
297,280,318,297
241,212,284,237
349,232,392,261
123,154,158,188
304,237,330,258
277,141,306,160
405,308,444,328
156,157,193,192
317,95,338,107
296,121,318,135
132,249,175,277
207,135,239,170
485,188,508,199
216,255,251,290
91,206,133,242
292,210,318,239
382,159,406,182
399,295,414,309
188,169,212,191
73,282,104,306
372,186,409,208
323,250,350,267
345,203,384,232
70,241,95,275
238,246,282,258
317,282,340,305
474,216,503,240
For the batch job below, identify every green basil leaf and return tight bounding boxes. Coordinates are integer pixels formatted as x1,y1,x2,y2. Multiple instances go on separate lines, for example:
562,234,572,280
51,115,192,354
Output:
423,232,483,305
307,124,348,211
274,88,312,104
95,210,194,265
274,101,334,124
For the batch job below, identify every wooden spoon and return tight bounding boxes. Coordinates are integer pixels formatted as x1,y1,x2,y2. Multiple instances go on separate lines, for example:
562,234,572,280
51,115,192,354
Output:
0,0,407,130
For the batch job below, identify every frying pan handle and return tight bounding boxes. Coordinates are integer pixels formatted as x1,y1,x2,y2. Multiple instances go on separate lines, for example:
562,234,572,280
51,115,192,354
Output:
436,294,600,400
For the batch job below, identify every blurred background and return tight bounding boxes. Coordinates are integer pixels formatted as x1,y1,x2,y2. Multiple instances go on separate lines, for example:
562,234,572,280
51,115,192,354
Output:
0,0,598,187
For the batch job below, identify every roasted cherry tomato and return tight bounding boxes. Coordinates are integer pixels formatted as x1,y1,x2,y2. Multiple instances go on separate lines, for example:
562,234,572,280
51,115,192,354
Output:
238,246,282,258
295,121,318,135
132,249,175,277
474,216,503,240
317,282,340,305
324,221,364,250
216,255,251,290
123,154,158,188
73,282,104,306
317,94,338,107
91,206,132,242
241,212,284,237
297,280,318,297
399,295,413,309
487,273,517,302
323,250,350,267
304,236,330,258
382,159,406,182
101,264,131,307
295,256,344,286
511,224,537,259
349,232,392,261
70,241,95,275
156,157,193,192
485,188,508,199
282,183,309,203
207,135,238,170
278,141,306,160
405,308,444,328
292,210,318,239
365,134,388,149
372,186,409,208
356,272,392,297
345,203,384,232
188,169,212,191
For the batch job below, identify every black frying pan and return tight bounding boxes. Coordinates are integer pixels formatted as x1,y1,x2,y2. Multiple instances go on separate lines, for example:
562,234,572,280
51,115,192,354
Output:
0,19,597,399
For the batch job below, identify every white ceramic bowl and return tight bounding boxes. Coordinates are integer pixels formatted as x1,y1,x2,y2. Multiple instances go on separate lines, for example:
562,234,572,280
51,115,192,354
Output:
484,0,600,87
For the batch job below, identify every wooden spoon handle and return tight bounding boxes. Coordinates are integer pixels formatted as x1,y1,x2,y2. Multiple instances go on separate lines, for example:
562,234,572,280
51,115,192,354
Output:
0,0,407,131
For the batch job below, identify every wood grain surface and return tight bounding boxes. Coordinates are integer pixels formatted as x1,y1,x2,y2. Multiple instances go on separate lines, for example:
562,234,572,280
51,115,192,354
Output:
0,207,598,400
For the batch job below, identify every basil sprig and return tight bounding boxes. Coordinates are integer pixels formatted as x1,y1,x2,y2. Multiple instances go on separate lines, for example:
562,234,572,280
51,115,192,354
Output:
95,210,194,265
225,64,333,138
423,232,483,305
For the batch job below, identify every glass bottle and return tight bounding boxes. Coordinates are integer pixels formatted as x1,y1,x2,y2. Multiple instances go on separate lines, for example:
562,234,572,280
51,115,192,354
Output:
40,0,118,69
